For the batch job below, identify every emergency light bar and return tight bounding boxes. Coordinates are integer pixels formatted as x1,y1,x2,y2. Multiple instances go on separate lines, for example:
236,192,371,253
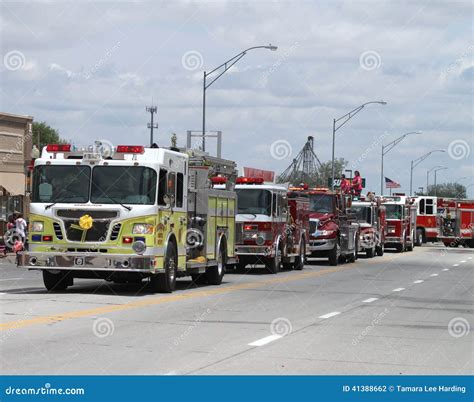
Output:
46,144,72,153
236,177,264,184
116,145,145,154
210,177,228,185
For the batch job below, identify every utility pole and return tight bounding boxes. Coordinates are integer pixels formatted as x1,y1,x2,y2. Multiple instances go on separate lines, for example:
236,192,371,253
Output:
146,106,158,147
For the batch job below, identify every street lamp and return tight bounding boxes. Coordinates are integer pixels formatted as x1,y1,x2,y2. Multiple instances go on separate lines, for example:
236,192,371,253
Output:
410,150,446,195
433,167,448,196
426,165,443,195
380,131,421,195
201,44,277,151
331,100,387,191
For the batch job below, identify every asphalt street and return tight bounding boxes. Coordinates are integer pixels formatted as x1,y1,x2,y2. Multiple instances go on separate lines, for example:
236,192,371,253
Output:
0,244,472,375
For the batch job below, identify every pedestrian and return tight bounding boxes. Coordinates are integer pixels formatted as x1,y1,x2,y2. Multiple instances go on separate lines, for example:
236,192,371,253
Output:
15,213,27,244
7,215,15,231
340,174,351,194
352,170,363,196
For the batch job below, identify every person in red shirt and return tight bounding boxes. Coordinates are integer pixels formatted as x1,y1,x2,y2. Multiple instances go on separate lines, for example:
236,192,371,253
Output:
352,170,363,196
340,174,351,194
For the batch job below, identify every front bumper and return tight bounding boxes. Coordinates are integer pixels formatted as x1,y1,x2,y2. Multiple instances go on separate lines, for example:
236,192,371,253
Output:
385,236,403,244
309,238,336,251
17,252,156,273
235,245,274,257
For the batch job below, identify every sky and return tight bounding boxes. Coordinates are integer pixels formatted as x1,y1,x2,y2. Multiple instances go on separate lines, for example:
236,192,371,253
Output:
1,0,472,196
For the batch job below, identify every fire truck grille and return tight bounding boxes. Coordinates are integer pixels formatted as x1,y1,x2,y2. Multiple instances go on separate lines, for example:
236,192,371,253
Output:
309,220,318,234
64,220,110,242
235,223,243,244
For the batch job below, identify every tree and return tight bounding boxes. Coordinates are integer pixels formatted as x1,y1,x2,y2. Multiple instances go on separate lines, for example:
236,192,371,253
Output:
32,122,66,150
426,182,466,198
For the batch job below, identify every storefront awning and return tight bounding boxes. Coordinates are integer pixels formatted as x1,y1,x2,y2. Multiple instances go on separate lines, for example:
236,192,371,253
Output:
0,172,25,196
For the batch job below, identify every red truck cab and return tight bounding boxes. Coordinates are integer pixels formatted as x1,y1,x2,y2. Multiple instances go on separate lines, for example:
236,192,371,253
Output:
413,196,439,245
383,195,417,252
438,198,474,248
235,178,310,273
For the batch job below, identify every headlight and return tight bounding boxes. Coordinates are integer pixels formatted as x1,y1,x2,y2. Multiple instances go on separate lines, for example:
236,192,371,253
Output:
31,221,44,232
319,230,335,236
132,223,154,234
132,240,147,255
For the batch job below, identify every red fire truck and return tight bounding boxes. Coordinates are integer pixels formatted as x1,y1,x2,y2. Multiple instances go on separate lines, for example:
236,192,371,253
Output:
413,196,439,245
351,196,386,258
303,188,359,266
234,177,310,273
438,198,474,248
383,195,417,252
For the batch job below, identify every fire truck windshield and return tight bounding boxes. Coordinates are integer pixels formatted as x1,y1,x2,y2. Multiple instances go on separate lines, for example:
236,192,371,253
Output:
91,166,157,205
32,165,90,203
352,205,372,224
385,204,403,219
309,194,333,214
236,189,272,216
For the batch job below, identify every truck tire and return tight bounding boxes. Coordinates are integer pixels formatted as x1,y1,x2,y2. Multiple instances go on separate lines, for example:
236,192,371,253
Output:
43,270,72,291
206,243,226,285
376,245,384,256
150,245,177,293
415,229,423,246
266,248,281,274
293,240,305,270
328,239,340,266
406,232,414,251
366,247,375,258
396,243,404,253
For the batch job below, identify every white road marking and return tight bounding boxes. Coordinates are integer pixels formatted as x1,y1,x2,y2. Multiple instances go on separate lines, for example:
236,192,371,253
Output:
442,268,449,272
460,260,466,263
453,264,459,267
430,274,439,277
362,298,378,303
468,257,472,260
319,312,341,319
248,334,282,346
392,288,405,292
413,280,424,284
0,292,6,295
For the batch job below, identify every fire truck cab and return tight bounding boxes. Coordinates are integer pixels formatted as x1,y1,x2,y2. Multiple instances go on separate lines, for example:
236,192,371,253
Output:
351,196,386,258
383,195,417,252
438,198,474,248
305,188,359,266
19,143,238,293
413,196,439,245
234,178,310,273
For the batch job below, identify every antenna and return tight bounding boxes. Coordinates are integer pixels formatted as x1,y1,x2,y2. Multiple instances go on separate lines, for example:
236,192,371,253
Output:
146,105,158,146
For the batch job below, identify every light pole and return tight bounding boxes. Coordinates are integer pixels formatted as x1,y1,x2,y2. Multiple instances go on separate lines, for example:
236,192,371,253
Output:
433,167,448,196
202,44,277,152
331,101,387,191
410,150,445,195
380,131,421,195
426,165,443,195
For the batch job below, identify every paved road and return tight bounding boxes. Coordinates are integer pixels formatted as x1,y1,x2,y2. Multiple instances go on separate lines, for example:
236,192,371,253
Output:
0,245,472,375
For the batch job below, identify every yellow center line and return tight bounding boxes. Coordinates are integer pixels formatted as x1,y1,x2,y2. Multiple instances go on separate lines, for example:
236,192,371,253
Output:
0,254,400,332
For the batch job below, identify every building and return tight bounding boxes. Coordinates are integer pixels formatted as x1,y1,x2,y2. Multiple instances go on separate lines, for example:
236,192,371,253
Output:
0,112,33,234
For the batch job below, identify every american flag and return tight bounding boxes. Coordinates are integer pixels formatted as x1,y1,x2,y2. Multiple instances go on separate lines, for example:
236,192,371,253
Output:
385,177,401,189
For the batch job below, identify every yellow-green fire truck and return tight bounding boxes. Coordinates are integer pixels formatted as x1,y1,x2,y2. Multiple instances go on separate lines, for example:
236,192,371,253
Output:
18,143,237,293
